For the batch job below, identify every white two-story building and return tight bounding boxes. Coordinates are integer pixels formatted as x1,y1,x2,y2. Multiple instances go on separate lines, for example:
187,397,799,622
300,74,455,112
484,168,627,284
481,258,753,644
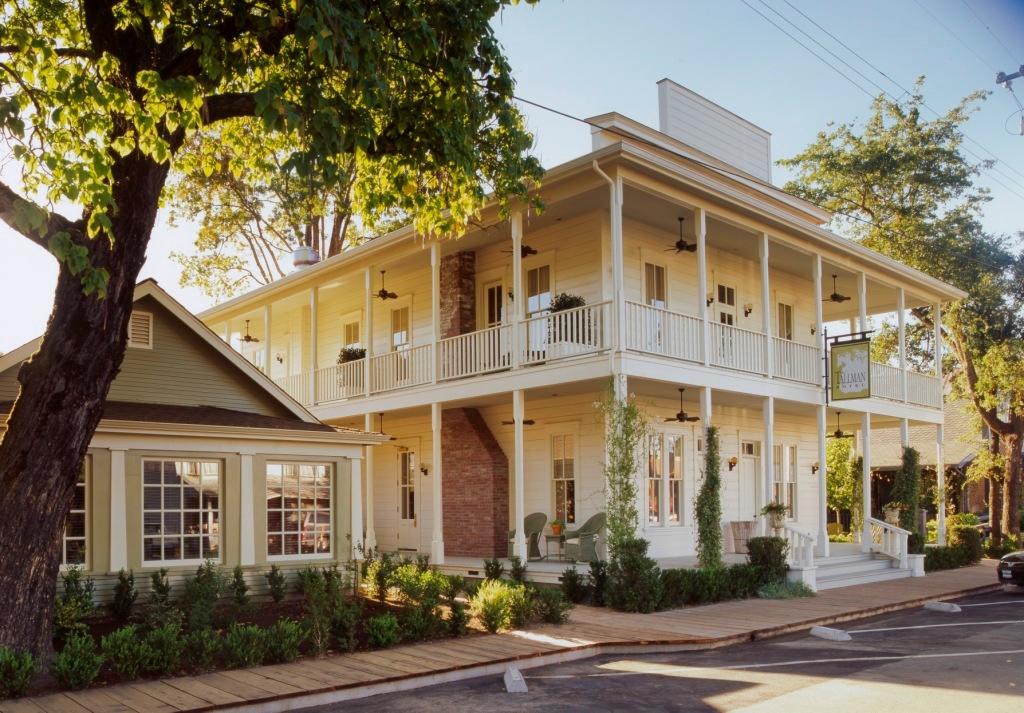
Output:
201,80,964,589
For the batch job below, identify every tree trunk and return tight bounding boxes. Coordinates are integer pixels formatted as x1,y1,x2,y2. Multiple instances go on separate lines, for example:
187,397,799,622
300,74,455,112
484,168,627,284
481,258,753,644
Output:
1004,430,1023,537
988,432,1003,547
0,153,168,657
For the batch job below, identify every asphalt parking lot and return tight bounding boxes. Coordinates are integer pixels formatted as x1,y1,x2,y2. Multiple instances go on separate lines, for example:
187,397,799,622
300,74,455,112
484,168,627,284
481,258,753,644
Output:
306,589,1024,713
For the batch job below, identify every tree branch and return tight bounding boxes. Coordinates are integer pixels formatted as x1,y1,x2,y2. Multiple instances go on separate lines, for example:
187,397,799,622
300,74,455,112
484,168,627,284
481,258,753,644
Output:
200,93,257,125
0,180,81,250
0,45,95,58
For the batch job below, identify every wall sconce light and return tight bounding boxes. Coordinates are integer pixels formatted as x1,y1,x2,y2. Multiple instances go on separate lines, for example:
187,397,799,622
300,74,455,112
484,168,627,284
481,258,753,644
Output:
420,465,429,476
706,294,715,307
743,303,753,317
810,324,817,336
728,456,738,471
275,353,284,364
811,462,820,474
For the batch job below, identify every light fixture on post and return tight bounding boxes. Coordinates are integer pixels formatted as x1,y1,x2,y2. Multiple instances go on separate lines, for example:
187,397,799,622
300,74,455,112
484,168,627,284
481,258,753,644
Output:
743,303,753,318
706,294,714,307
420,465,429,476
810,323,817,336
728,456,738,471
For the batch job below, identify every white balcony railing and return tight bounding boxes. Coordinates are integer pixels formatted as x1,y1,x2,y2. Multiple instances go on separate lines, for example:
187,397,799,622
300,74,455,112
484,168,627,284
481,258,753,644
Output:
907,370,942,408
870,361,902,401
370,344,433,393
316,359,365,403
438,324,512,381
709,322,766,375
520,301,610,366
624,301,703,363
274,372,312,406
772,338,820,385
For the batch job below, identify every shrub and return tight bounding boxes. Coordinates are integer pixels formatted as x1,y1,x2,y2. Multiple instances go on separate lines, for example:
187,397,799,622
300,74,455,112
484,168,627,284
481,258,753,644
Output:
223,623,266,668
0,647,35,698
442,574,466,601
659,568,698,609
758,580,815,599
471,579,514,633
950,525,983,564
891,447,922,534
986,534,1022,560
560,567,588,604
507,585,533,629
534,588,572,624
365,614,400,648
143,568,183,630
265,619,306,664
721,564,764,599
101,625,145,680
331,598,363,653
265,564,287,603
364,552,397,604
746,536,789,585
588,560,608,606
446,599,470,637
142,623,185,676
696,426,723,569
483,557,504,581
925,545,963,571
149,567,172,608
52,633,103,690
298,568,334,656
230,566,249,608
112,569,138,622
606,537,662,613
509,556,528,583
184,628,221,671
415,553,431,573
54,566,95,639
182,560,224,631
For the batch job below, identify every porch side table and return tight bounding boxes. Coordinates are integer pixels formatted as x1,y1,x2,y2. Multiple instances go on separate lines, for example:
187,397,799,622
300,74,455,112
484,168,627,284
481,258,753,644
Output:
544,534,566,561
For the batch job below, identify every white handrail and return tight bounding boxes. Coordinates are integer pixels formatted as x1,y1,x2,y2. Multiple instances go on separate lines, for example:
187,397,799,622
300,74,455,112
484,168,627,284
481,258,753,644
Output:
866,517,910,570
624,301,703,363
870,361,903,401
772,338,820,385
438,324,512,380
710,322,766,374
519,301,610,365
781,523,816,569
316,359,365,403
370,344,433,393
907,370,942,408
274,373,312,406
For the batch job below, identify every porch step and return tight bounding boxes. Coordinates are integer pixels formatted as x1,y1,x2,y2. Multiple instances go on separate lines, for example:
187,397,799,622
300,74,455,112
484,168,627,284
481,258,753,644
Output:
815,567,912,590
813,550,911,590
816,556,896,579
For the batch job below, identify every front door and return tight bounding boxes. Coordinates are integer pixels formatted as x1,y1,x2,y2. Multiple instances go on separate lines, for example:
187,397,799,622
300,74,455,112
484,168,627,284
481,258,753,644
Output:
739,441,760,521
397,448,418,550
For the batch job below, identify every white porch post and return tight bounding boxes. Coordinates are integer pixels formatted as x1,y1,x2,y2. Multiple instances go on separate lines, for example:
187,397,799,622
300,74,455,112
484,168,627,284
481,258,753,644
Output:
350,455,364,560
364,268,373,396
858,272,868,334
109,449,128,572
814,256,824,379
936,423,946,545
762,396,775,535
900,418,910,449
221,323,230,343
897,287,907,402
239,453,255,566
611,176,626,354
512,389,527,559
816,405,829,557
699,386,712,427
760,233,773,378
309,287,318,405
431,402,445,564
363,413,376,551
263,304,272,374
511,212,523,369
696,207,710,366
431,242,440,384
861,412,872,552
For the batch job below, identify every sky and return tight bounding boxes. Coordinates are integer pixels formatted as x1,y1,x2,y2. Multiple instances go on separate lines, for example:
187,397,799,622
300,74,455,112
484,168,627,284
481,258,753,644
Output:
2,0,1023,353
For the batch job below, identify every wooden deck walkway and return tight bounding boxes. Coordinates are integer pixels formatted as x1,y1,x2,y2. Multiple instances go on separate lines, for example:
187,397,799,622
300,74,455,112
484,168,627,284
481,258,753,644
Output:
2,562,999,713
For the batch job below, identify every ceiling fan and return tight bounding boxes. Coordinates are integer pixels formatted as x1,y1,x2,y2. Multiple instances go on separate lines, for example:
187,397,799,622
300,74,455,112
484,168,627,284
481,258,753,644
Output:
376,270,398,301
664,388,700,423
501,418,536,426
241,319,260,343
376,413,397,441
823,274,851,304
827,411,855,439
665,217,697,254
502,244,538,259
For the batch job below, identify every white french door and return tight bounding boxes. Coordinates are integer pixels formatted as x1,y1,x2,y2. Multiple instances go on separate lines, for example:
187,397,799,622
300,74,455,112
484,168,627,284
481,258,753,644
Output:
397,448,418,550
739,441,760,521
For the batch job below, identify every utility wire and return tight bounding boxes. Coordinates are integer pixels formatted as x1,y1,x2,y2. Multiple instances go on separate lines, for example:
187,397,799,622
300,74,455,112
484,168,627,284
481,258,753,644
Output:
913,0,999,73
959,0,1020,65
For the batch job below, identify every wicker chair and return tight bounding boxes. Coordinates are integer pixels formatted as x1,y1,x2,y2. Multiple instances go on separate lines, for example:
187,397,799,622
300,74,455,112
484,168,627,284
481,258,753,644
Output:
508,512,547,560
562,512,606,563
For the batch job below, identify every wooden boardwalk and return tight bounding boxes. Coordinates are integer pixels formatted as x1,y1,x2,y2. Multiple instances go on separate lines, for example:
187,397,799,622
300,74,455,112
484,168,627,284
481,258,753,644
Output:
2,562,999,713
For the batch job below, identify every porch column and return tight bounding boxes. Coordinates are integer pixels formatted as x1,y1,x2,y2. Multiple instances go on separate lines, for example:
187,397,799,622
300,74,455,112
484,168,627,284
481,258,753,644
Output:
309,287,318,405
762,396,775,535
263,303,272,374
431,242,440,384
239,453,255,566
363,413,377,551
861,412,872,552
511,212,523,369
813,256,824,382
900,418,910,449
858,272,868,333
816,405,829,557
759,233,772,378
431,402,445,564
109,449,128,572
936,423,946,545
897,287,907,402
611,175,626,355
512,389,527,559
350,455,364,560
696,207,710,366
364,267,373,396
699,386,712,427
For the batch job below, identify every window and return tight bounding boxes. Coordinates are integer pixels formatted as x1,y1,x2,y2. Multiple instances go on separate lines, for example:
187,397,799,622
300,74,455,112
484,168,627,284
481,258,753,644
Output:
267,463,332,558
777,303,794,341
391,306,410,351
717,284,736,325
647,434,663,525
552,434,575,524
526,265,552,316
742,441,760,457
786,445,797,518
343,320,361,349
399,450,416,522
771,445,796,518
63,459,88,566
644,263,667,309
483,281,503,327
127,311,153,349
667,434,683,524
143,460,220,564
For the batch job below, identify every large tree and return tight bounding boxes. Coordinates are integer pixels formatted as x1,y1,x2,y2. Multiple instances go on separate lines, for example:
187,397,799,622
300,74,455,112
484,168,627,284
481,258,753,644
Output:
781,81,1024,544
0,0,542,657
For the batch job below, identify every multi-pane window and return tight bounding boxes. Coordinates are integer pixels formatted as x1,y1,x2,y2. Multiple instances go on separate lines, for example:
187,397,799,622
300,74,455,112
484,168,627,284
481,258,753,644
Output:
777,303,794,341
786,445,797,518
771,445,796,518
399,450,416,522
667,434,683,524
266,463,332,558
391,307,410,351
484,282,503,327
63,460,88,566
644,263,667,309
343,321,361,349
717,284,736,325
552,434,575,524
143,460,220,564
647,434,663,525
526,265,552,316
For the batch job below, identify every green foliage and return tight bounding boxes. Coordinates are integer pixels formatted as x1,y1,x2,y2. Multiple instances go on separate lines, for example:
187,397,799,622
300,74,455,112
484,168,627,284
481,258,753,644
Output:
54,567,95,639
606,538,662,613
549,293,586,312
390,564,447,640
265,619,306,664
534,588,573,624
100,626,145,680
112,569,138,623
925,525,985,571
52,634,103,690
364,552,397,603
746,537,790,585
483,558,505,581
265,565,287,603
141,623,185,677
588,560,608,607
446,600,470,637
658,565,765,609
506,585,533,629
181,561,224,631
0,647,36,698
986,533,1022,559
230,566,250,608
560,568,588,604
471,579,516,633
758,581,816,599
509,556,528,583
297,567,337,656
184,628,221,671
891,447,923,534
365,615,401,649
149,568,172,607
696,427,723,569
415,554,431,573
331,598,363,653
826,438,860,527
144,568,181,630
597,389,649,554
223,623,266,669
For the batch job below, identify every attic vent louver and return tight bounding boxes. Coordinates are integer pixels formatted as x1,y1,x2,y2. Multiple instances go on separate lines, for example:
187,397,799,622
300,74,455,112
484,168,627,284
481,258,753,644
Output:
127,311,153,349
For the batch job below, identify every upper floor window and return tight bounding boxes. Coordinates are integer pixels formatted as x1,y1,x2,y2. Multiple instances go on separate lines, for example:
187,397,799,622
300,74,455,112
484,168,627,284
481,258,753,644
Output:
644,263,667,309
391,306,410,351
63,459,89,566
526,265,551,316
343,320,361,349
143,459,221,564
717,284,736,325
484,280,503,327
777,303,794,341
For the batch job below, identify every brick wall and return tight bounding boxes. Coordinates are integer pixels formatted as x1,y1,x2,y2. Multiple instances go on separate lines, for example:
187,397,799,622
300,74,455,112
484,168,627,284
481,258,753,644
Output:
442,407,509,557
439,251,476,338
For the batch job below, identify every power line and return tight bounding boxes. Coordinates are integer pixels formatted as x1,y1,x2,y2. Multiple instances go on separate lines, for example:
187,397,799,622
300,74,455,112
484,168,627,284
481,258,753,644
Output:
959,0,1019,65
913,0,999,73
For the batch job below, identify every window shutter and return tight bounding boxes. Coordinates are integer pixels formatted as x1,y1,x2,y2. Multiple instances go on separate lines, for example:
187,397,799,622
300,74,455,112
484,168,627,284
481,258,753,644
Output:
127,311,153,349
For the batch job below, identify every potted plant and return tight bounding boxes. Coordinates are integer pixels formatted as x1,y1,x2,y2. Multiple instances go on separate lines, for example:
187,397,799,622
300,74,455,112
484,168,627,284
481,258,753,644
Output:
547,293,591,359
882,501,905,526
760,502,789,532
337,346,366,364
550,519,564,537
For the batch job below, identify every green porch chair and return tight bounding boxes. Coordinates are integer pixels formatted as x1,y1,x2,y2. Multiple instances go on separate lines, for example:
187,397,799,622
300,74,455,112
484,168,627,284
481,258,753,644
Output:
508,512,547,560
562,512,606,563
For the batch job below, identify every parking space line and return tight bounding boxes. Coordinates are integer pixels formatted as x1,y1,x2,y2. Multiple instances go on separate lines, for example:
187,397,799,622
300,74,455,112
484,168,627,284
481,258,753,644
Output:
850,620,1023,634
958,600,1024,608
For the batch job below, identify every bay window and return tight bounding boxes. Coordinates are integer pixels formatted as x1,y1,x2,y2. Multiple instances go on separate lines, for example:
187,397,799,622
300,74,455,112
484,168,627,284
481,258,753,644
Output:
143,460,221,564
267,462,332,558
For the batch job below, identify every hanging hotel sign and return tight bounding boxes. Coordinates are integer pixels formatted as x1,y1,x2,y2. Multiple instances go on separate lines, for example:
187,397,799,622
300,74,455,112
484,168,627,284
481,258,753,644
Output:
830,338,871,401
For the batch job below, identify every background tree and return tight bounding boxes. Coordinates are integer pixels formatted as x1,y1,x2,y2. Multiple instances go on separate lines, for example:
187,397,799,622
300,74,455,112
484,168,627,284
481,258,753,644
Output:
780,81,1024,544
0,0,542,657
826,437,860,532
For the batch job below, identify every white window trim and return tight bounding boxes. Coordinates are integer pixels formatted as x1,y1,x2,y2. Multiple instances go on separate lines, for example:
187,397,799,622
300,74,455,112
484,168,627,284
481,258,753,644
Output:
549,423,580,525
665,431,685,527
141,458,223,568
61,456,90,570
777,301,795,341
388,296,413,351
127,310,154,349
476,266,506,329
340,309,363,349
641,259,669,310
266,461,335,563
523,252,555,317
